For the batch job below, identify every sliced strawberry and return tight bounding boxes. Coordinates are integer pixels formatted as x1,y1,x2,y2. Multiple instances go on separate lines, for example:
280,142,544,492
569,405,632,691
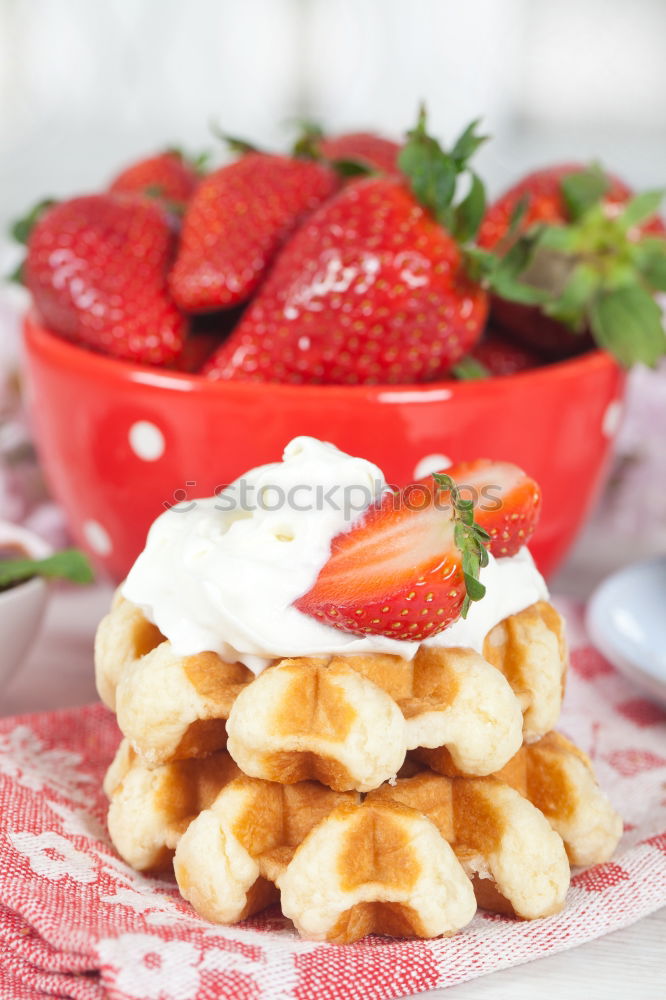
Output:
295,474,491,641
435,460,541,557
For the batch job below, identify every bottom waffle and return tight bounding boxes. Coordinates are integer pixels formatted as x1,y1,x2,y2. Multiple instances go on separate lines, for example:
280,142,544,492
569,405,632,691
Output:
105,733,621,943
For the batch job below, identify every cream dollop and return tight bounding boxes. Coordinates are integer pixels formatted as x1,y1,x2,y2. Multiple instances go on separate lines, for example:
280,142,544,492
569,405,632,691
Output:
123,436,548,672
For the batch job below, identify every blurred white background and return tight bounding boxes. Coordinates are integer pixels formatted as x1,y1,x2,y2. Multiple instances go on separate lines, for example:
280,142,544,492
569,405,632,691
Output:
1,0,665,233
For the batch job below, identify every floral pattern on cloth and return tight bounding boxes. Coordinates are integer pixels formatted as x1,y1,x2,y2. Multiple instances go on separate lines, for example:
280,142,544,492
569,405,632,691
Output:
0,601,665,1000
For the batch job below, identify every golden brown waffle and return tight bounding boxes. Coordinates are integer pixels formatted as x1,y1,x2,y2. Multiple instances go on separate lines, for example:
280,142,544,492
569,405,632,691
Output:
96,594,253,766
225,648,523,791
412,732,621,867
483,601,567,741
104,741,242,871
104,731,619,942
96,596,566,786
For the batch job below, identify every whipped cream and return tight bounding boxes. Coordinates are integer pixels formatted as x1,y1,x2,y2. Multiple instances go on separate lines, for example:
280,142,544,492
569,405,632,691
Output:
123,436,548,673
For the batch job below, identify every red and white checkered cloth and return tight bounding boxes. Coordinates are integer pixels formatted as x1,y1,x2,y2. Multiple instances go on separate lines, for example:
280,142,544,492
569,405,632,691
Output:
0,600,665,1000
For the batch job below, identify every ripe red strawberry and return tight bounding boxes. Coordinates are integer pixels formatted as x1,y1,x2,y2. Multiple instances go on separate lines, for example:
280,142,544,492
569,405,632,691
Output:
455,330,541,378
25,194,187,365
169,154,339,312
318,132,401,175
433,460,541,557
203,177,488,384
476,164,666,364
109,150,201,207
204,112,490,384
295,474,491,640
477,163,633,251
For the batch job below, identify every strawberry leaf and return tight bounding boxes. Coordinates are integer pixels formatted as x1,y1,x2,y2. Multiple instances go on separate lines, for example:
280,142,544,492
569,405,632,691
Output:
450,119,489,166
433,472,490,618
560,165,609,222
454,171,486,243
508,194,529,235
633,237,666,291
489,238,552,305
399,105,486,238
620,190,664,230
330,158,375,178
589,285,666,367
10,198,57,245
543,263,599,329
210,122,260,155
291,120,325,159
398,139,457,228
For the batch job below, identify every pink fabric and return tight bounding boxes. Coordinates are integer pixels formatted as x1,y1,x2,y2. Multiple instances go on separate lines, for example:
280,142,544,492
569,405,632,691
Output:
0,604,665,1000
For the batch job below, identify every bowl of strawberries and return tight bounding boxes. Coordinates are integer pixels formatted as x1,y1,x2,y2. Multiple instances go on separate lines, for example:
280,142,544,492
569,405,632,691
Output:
18,111,665,581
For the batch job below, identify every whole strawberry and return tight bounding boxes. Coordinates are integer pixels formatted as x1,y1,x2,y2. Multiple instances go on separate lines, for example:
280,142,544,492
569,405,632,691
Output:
169,153,339,312
477,163,633,251
25,194,187,365
109,150,202,207
204,111,489,384
452,329,541,379
475,164,666,364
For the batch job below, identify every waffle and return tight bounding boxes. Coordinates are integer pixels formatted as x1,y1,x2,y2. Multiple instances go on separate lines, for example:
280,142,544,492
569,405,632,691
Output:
104,731,619,942
104,741,241,872
96,594,253,766
96,596,566,784
483,601,567,741
225,648,523,791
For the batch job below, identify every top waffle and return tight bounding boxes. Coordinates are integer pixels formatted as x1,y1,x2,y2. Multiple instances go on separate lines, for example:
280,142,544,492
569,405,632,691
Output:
95,593,567,792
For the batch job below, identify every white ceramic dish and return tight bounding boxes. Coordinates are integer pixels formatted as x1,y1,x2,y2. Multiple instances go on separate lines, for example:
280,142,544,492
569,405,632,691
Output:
586,555,666,707
0,521,51,690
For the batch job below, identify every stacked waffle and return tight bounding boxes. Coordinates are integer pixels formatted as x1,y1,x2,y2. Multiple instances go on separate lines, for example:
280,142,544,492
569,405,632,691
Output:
96,591,621,943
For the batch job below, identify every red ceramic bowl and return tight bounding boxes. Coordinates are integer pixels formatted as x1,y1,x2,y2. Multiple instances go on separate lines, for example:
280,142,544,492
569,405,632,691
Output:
23,314,625,581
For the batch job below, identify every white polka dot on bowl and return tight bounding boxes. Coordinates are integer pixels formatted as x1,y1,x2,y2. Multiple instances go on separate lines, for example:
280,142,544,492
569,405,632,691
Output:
83,519,112,556
602,400,623,438
413,454,452,479
128,421,165,462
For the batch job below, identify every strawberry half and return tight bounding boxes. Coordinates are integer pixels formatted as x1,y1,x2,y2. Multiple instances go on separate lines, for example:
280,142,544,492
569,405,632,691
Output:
434,459,541,557
295,474,490,641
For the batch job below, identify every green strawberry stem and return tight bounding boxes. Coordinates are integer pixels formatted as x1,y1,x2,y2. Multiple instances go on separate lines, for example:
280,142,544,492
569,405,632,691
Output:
398,105,489,243
164,146,211,175
209,121,261,155
0,549,94,588
432,472,490,617
477,165,666,367
291,120,325,159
